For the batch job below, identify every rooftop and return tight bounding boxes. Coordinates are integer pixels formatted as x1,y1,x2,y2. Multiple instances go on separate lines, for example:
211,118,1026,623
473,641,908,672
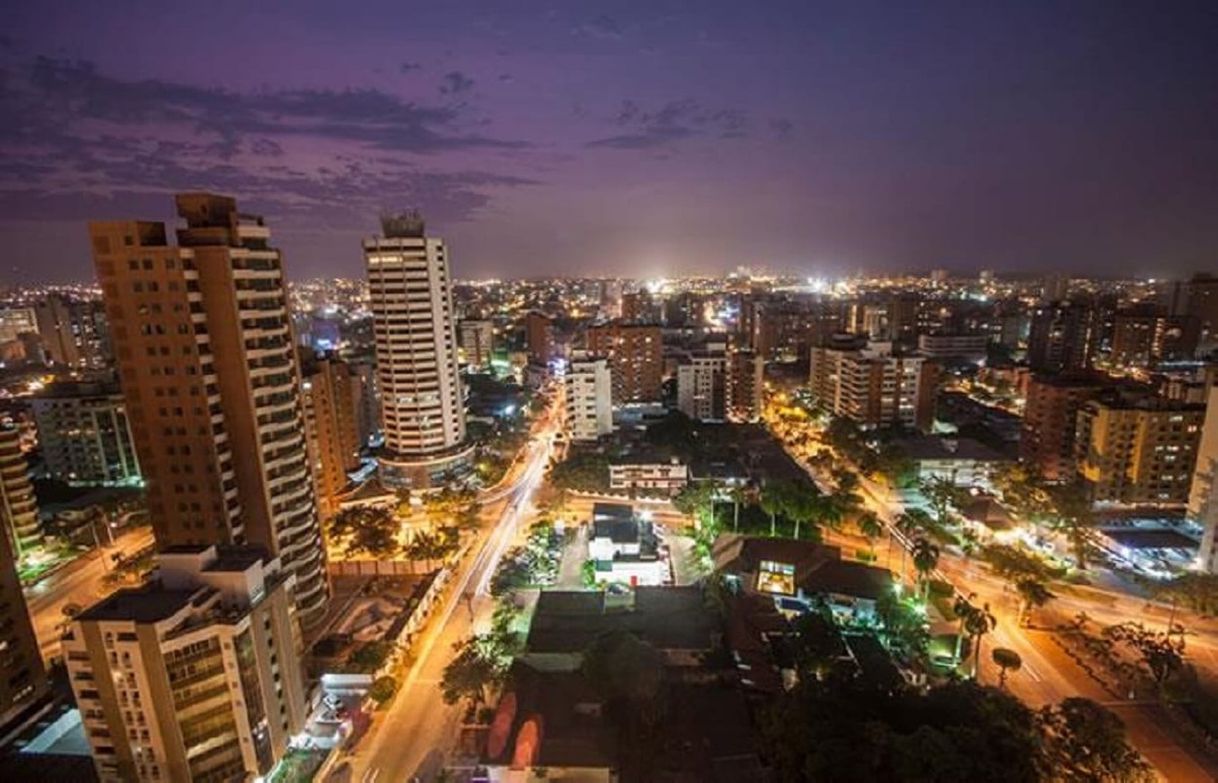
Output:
526,586,715,655
76,585,198,624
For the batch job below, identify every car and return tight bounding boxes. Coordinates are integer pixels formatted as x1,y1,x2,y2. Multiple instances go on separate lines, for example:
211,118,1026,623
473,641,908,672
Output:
322,693,342,712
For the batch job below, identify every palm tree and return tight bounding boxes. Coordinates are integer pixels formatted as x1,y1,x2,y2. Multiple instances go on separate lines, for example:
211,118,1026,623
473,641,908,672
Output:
1015,578,1054,627
893,509,932,580
729,484,749,532
963,601,997,679
991,647,1022,688
911,538,940,601
1049,479,1096,571
855,510,883,545
759,482,787,537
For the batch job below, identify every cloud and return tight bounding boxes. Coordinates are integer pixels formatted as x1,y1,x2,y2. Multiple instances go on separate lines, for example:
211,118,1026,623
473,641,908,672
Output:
769,117,794,138
0,57,538,229
439,71,475,95
587,98,750,150
574,14,623,41
9,57,523,153
400,61,422,73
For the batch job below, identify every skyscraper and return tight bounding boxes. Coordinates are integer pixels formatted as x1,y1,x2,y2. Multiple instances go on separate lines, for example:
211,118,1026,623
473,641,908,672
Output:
31,379,141,487
365,212,471,488
0,423,41,556
0,488,45,728
302,355,361,517
33,293,110,368
1027,302,1098,373
585,322,663,404
91,193,329,625
525,310,555,366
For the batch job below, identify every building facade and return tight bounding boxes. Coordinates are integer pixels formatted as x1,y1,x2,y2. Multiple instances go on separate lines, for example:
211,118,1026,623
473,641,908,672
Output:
808,341,929,430
458,319,495,370
65,546,308,783
1192,385,1218,572
1075,392,1204,505
564,358,613,442
34,294,110,368
726,347,764,423
301,356,361,517
676,353,726,422
585,323,663,404
365,212,470,488
0,477,45,728
525,310,554,367
0,423,41,555
31,380,141,487
1027,302,1098,372
91,193,329,625
1019,372,1106,484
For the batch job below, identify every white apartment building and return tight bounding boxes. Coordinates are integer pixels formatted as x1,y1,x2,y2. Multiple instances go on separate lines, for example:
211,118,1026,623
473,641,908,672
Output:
365,213,471,488
565,358,613,441
65,546,308,783
917,333,989,361
677,353,726,422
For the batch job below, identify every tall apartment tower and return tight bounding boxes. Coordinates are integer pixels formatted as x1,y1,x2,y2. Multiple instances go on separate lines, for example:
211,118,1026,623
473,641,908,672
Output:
364,212,470,488
1019,372,1106,483
31,379,141,487
677,353,727,422
564,357,613,442
91,193,329,626
525,310,555,367
302,355,361,517
585,322,663,404
0,477,45,728
34,294,110,368
65,546,308,783
458,319,495,370
0,423,41,556
726,347,765,423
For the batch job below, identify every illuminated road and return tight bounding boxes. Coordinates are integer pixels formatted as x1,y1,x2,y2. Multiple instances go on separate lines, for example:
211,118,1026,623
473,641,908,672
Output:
343,396,561,783
24,526,155,663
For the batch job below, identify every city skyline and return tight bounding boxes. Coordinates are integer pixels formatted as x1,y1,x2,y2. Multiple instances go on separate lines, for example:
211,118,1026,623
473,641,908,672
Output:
2,2,1217,284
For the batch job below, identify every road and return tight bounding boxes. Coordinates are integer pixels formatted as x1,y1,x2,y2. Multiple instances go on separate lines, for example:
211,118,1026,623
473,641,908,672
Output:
811,459,1218,781
343,394,561,783
24,526,155,663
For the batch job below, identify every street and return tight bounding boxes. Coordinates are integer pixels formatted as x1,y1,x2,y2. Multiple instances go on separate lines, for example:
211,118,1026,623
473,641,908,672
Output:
24,525,155,663
340,394,561,783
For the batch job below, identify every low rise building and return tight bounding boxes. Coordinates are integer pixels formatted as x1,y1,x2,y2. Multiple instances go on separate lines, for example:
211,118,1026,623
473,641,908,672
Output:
893,434,1009,487
607,457,688,495
64,545,308,783
31,380,141,487
587,502,666,587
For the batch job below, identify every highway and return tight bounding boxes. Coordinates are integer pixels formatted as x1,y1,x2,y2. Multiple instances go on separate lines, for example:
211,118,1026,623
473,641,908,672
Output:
24,525,155,663
339,394,561,783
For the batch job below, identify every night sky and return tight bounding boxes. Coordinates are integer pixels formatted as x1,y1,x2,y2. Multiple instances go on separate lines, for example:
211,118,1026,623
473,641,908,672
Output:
1,1,1216,284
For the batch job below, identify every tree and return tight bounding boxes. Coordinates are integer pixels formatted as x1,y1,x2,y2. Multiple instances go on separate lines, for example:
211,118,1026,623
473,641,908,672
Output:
759,481,788,537
1016,578,1054,627
911,538,940,601
327,505,400,559
441,624,519,709
1039,698,1154,782
920,476,964,530
581,631,668,776
981,543,1059,583
1102,622,1185,686
1049,479,1097,570
876,592,930,661
991,648,1022,688
855,510,884,545
788,607,846,679
962,601,997,680
369,675,398,705
1148,572,1218,616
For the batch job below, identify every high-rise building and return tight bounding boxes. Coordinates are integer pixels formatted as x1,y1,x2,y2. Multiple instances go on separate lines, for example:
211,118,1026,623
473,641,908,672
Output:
889,293,920,347
1109,305,1200,368
0,423,41,555
1075,391,1204,505
808,341,929,430
677,353,726,421
91,193,329,625
0,492,45,728
1191,385,1218,571
1020,372,1106,483
349,358,381,450
1027,302,1098,372
33,294,110,368
458,319,495,370
301,356,361,517
599,280,622,319
621,290,660,324
726,346,764,423
65,545,308,783
525,310,555,367
1040,273,1071,303
585,322,663,404
31,380,141,486
1185,274,1218,354
564,358,613,441
365,212,470,488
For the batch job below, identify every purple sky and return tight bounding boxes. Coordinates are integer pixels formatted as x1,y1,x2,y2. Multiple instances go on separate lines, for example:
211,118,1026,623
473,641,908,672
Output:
2,1,1216,284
